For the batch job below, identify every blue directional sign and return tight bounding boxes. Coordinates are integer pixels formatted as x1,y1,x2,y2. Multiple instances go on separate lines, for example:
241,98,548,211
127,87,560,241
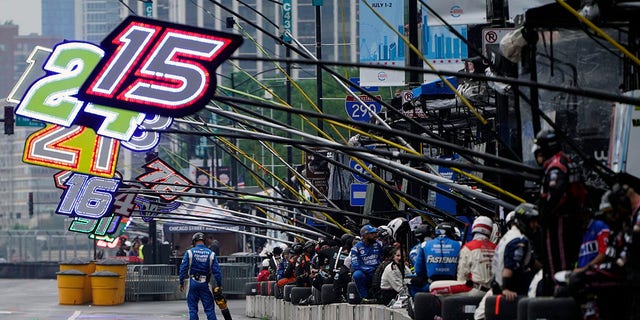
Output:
350,183,368,207
349,159,371,183
345,95,382,123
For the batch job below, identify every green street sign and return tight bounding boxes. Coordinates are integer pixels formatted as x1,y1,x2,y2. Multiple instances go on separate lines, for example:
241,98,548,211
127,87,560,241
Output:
16,115,45,127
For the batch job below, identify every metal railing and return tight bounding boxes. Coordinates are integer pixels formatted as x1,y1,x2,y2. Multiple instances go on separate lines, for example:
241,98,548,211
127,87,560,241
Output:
0,230,93,263
125,264,179,301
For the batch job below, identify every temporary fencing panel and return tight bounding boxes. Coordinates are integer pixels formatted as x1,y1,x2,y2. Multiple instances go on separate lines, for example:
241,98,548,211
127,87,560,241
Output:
125,264,178,301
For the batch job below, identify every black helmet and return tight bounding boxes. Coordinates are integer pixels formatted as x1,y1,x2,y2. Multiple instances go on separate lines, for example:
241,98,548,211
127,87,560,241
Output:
435,222,458,240
192,232,206,244
340,234,355,247
292,243,304,255
414,224,434,240
513,203,539,234
303,240,317,251
533,130,560,158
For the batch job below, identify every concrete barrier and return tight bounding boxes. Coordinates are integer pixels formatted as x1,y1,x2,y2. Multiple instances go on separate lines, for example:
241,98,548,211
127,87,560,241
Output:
245,295,411,320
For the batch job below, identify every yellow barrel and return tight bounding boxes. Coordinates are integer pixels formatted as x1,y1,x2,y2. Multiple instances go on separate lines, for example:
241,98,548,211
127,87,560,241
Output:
90,271,122,306
57,269,87,305
59,258,93,303
95,259,127,304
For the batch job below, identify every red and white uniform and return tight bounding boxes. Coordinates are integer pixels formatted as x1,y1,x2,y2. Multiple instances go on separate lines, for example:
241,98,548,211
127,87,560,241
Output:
457,234,496,291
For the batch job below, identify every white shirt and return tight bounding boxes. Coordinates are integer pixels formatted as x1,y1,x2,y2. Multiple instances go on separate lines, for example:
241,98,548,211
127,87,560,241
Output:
380,262,411,292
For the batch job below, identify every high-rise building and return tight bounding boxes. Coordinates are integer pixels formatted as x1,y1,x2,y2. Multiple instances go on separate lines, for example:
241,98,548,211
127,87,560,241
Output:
0,23,62,230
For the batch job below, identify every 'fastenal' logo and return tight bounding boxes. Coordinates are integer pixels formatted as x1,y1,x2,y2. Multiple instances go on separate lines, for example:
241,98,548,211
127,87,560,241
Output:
450,5,463,18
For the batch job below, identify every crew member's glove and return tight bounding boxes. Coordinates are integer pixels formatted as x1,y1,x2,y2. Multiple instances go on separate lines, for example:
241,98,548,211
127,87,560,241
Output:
213,286,223,295
410,275,427,287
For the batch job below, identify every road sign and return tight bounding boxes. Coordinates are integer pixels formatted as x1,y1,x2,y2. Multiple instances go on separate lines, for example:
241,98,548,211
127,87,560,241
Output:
345,95,382,123
16,115,45,127
481,27,516,57
349,159,371,182
282,0,292,43
350,183,367,206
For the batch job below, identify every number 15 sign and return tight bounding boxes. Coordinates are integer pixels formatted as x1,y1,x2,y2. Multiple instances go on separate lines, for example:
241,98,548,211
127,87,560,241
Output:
79,16,243,117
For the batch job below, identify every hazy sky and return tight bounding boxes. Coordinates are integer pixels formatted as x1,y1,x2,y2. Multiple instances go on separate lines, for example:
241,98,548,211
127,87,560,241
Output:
0,0,42,35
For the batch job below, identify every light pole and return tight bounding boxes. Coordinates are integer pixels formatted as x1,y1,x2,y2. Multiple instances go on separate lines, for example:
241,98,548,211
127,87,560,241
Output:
313,0,323,131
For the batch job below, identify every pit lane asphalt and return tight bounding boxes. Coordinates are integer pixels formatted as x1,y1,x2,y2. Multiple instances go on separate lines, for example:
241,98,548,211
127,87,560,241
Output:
0,279,251,320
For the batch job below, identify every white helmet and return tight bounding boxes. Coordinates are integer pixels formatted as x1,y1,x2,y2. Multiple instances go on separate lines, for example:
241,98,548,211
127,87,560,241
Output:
388,217,409,240
261,259,270,268
471,216,493,237
377,225,392,238
505,211,516,226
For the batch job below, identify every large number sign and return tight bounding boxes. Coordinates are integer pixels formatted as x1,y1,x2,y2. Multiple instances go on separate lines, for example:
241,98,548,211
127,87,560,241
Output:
14,17,236,234
79,16,243,117
136,158,193,201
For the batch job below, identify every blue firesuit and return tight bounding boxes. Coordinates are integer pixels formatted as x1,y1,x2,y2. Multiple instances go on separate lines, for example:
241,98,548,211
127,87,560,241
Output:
414,235,461,284
350,240,383,298
179,244,223,320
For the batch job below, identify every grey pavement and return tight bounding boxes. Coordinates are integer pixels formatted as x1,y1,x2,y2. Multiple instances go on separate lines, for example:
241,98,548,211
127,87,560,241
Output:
0,279,251,320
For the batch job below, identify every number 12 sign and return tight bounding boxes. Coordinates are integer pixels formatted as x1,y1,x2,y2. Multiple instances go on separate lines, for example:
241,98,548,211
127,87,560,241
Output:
79,16,243,117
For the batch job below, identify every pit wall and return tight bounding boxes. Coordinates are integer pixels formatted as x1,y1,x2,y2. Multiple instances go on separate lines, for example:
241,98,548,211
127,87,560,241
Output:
245,295,411,320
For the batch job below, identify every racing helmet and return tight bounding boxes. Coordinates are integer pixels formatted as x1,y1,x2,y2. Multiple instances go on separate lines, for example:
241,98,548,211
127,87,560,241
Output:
413,224,435,240
435,222,458,240
471,216,494,237
261,259,271,268
505,210,516,226
192,232,206,244
303,240,317,251
388,217,409,240
513,203,539,234
533,130,560,158
340,234,355,247
292,243,304,255
377,225,392,238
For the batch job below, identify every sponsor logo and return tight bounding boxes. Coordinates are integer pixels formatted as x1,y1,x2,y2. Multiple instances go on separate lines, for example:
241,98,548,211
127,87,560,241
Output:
377,71,388,81
450,5,463,18
427,256,458,263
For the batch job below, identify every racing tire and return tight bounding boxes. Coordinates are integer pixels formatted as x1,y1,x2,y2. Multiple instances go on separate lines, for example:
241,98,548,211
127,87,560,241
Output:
244,282,258,296
321,283,336,304
290,287,312,305
283,284,296,302
413,292,441,320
